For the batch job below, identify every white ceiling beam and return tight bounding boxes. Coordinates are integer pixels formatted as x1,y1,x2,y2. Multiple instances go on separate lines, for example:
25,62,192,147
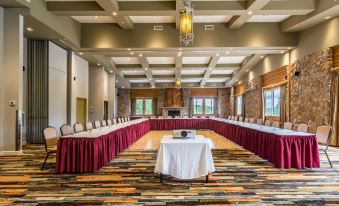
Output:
175,55,183,79
228,0,272,29
139,56,155,86
200,55,220,86
175,0,184,29
95,0,134,29
281,0,339,32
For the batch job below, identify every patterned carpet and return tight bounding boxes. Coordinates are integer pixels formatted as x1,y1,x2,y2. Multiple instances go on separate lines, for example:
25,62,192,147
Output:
0,131,339,205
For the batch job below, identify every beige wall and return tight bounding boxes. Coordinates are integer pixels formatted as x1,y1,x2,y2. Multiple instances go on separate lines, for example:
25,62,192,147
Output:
291,16,339,62
0,7,4,151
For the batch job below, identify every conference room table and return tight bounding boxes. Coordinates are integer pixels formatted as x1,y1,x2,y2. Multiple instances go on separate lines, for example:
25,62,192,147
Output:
56,117,320,174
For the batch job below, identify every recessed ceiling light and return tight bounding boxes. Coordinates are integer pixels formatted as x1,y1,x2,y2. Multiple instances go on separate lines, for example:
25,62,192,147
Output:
209,68,212,70
178,52,182,56
122,86,125,88
130,52,134,55
127,48,131,51
261,55,264,58
144,68,148,71
179,48,182,51
325,16,331,19
121,21,125,24
110,70,113,73
248,10,253,15
216,53,219,57
112,11,118,16
139,54,142,57
280,51,284,54
97,63,101,66
116,80,118,83
78,52,83,55
26,27,34,32
225,51,230,54
149,78,152,81
246,70,249,72
94,16,98,18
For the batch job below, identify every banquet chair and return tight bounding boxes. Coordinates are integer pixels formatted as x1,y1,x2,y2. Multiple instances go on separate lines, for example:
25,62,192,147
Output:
94,120,101,128
41,127,58,170
316,125,333,168
127,117,130,121
86,121,93,130
249,118,255,124
297,122,309,133
228,116,231,120
183,115,188,118
101,120,107,127
60,124,73,136
239,117,244,122
244,118,249,123
113,119,117,124
159,116,164,119
257,118,263,125
125,117,128,122
192,116,198,119
107,119,112,126
283,122,293,130
73,123,84,133
264,119,271,126
151,116,156,119
118,118,122,123
271,121,280,128
174,116,180,118
234,116,239,121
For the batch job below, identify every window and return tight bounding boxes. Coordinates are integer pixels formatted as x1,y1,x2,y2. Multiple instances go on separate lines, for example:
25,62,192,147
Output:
135,98,153,115
264,87,281,116
193,99,203,114
236,96,243,115
193,98,215,115
205,98,214,114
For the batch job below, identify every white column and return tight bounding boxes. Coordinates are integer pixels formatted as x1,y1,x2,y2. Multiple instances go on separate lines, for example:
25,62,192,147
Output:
108,74,116,119
0,9,24,154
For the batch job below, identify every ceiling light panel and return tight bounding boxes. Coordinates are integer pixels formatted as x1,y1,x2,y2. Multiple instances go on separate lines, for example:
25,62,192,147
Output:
181,69,205,75
182,57,210,64
112,57,140,64
152,70,175,75
181,79,201,83
130,16,175,23
155,79,175,83
247,15,290,22
211,69,235,75
147,57,175,64
129,79,149,83
193,15,231,23
71,16,116,23
217,56,247,64
207,78,228,83
122,70,145,75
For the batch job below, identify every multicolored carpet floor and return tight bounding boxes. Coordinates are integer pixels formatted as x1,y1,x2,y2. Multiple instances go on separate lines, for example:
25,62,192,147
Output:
0,131,339,205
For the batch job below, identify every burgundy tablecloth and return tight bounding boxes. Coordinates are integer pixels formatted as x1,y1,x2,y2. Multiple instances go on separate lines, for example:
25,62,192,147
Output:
56,118,320,174
208,120,320,169
150,119,209,130
56,120,150,173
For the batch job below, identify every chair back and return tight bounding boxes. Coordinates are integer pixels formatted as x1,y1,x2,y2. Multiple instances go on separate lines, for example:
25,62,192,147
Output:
86,121,93,130
257,118,263,125
174,116,180,118
43,127,58,151
192,116,198,119
107,119,112,126
249,118,255,124
228,116,231,120
113,119,117,124
94,120,101,128
125,117,128,122
297,122,309,133
283,122,293,130
238,116,243,122
118,118,121,123
244,118,249,123
127,117,130,121
60,124,73,136
271,121,280,128
264,119,271,126
316,125,332,145
73,123,84,133
101,120,107,127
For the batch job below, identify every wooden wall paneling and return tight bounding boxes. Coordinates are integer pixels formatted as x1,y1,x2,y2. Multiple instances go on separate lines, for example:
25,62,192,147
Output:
130,89,160,98
262,66,288,88
190,88,218,97
164,88,184,107
334,45,339,68
234,83,246,96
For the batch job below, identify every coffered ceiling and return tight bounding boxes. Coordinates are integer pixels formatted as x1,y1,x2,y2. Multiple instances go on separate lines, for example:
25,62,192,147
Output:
1,0,339,88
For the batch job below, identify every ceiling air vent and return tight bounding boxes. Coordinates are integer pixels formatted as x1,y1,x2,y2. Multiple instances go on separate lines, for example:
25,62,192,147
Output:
204,25,214,31
154,25,163,31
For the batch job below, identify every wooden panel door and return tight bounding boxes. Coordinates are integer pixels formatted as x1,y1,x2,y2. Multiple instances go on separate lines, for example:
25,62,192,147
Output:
76,98,87,125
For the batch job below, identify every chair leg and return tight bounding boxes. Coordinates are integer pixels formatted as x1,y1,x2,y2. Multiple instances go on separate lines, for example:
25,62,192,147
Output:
41,152,50,170
324,150,333,168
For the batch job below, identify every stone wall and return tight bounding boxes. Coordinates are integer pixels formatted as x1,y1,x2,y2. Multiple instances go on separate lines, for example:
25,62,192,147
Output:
290,48,333,133
244,77,262,118
230,87,235,116
117,89,131,117
218,88,231,118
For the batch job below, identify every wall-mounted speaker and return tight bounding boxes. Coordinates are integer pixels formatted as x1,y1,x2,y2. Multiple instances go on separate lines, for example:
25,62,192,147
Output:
294,71,300,77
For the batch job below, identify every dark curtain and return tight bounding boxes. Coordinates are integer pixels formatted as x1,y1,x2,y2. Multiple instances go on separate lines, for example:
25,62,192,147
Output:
280,85,287,123
130,98,136,116
27,40,49,144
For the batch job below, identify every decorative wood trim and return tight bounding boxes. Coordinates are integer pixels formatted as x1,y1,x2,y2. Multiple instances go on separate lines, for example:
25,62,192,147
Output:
190,88,218,97
262,80,288,90
130,89,160,98
262,66,288,88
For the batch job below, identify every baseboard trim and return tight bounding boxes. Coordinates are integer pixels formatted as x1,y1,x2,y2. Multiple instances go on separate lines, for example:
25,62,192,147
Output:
0,150,24,156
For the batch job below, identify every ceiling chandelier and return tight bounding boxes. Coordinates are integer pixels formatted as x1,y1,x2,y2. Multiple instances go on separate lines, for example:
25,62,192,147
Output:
175,79,181,89
179,0,194,45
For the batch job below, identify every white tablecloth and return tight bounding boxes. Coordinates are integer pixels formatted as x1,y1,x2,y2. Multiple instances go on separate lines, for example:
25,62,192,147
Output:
154,135,215,179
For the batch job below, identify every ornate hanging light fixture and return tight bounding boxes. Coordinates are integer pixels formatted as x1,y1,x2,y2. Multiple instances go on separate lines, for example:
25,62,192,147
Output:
179,0,194,45
175,79,181,89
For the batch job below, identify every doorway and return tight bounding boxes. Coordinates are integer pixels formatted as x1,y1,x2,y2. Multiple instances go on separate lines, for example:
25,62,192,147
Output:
76,98,87,125
104,101,108,120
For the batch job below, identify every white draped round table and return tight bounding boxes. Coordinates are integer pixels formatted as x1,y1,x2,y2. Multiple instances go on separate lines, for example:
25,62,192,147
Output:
154,135,215,182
